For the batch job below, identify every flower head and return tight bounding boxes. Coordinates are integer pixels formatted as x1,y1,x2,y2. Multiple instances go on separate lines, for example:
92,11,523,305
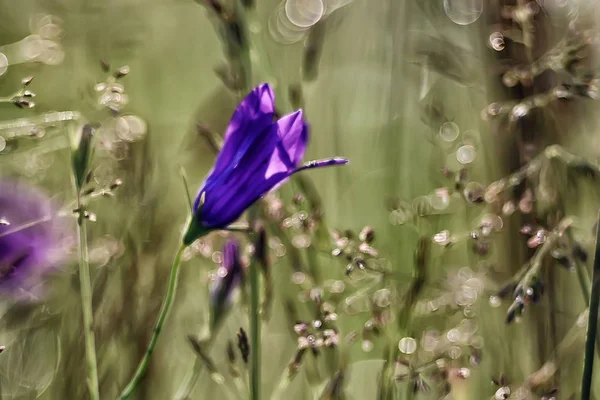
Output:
0,178,72,300
210,238,244,329
184,83,347,244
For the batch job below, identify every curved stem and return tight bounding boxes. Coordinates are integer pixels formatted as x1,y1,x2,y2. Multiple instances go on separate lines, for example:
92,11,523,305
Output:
568,229,600,357
249,259,261,400
581,212,600,400
177,359,203,399
119,244,187,400
77,194,100,400
382,237,428,399
176,333,215,400
269,360,297,400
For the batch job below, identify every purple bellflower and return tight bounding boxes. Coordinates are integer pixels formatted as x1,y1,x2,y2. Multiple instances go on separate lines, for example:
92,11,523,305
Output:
209,238,244,329
0,179,72,300
183,83,348,244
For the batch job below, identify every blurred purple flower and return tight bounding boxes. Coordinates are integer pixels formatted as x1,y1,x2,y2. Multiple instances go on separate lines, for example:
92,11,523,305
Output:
210,238,244,329
0,179,72,300
184,83,348,244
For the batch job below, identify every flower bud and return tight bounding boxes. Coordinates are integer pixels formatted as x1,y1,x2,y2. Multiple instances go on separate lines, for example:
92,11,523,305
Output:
209,239,244,330
72,124,94,189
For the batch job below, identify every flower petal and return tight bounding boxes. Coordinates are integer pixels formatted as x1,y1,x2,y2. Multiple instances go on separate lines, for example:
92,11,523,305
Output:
199,125,282,227
199,112,311,227
194,84,275,212
206,170,291,227
0,179,73,300
212,83,275,176
275,110,309,166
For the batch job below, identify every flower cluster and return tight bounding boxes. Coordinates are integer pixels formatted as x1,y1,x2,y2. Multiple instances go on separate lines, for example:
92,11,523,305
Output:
331,226,379,275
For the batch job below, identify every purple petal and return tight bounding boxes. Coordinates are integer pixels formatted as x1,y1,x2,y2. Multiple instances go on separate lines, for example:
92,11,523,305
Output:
210,239,242,303
211,83,275,177
194,84,276,212
209,238,243,328
190,86,346,233
222,239,239,271
0,179,73,300
275,110,309,166
200,125,282,226
200,109,312,227
216,171,291,226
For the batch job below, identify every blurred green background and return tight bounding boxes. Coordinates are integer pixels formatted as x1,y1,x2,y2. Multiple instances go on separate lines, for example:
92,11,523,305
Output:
0,0,598,399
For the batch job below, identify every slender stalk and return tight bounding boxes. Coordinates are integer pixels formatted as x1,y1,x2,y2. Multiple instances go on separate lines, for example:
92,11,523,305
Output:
233,375,247,399
573,242,592,303
177,357,204,399
77,194,100,400
0,111,80,134
234,0,252,93
249,259,261,400
524,309,588,390
581,212,600,400
405,380,414,400
517,217,573,290
269,362,297,400
178,225,253,398
176,334,215,399
179,348,240,400
178,334,249,400
119,244,187,400
570,232,600,356
400,239,427,400
379,237,428,400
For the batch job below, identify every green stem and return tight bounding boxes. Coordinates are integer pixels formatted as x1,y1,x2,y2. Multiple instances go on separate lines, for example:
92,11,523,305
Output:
178,359,203,399
233,374,247,399
177,227,256,399
77,194,100,400
119,244,187,400
401,237,428,395
574,250,592,303
518,218,573,290
234,0,252,92
524,309,588,390
270,368,294,400
571,232,600,357
179,356,239,400
249,259,261,400
176,334,215,400
581,212,600,400
405,381,414,400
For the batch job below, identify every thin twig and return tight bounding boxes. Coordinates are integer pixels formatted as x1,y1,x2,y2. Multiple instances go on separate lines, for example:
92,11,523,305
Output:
581,211,600,400
76,193,100,400
249,257,261,400
119,244,187,399
485,145,600,203
524,309,588,391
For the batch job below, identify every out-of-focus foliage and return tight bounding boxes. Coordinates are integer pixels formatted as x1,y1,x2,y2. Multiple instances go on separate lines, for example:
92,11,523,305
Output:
0,0,599,399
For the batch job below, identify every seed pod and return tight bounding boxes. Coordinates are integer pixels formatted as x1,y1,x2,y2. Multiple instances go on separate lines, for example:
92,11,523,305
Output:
237,328,250,364
72,124,95,190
